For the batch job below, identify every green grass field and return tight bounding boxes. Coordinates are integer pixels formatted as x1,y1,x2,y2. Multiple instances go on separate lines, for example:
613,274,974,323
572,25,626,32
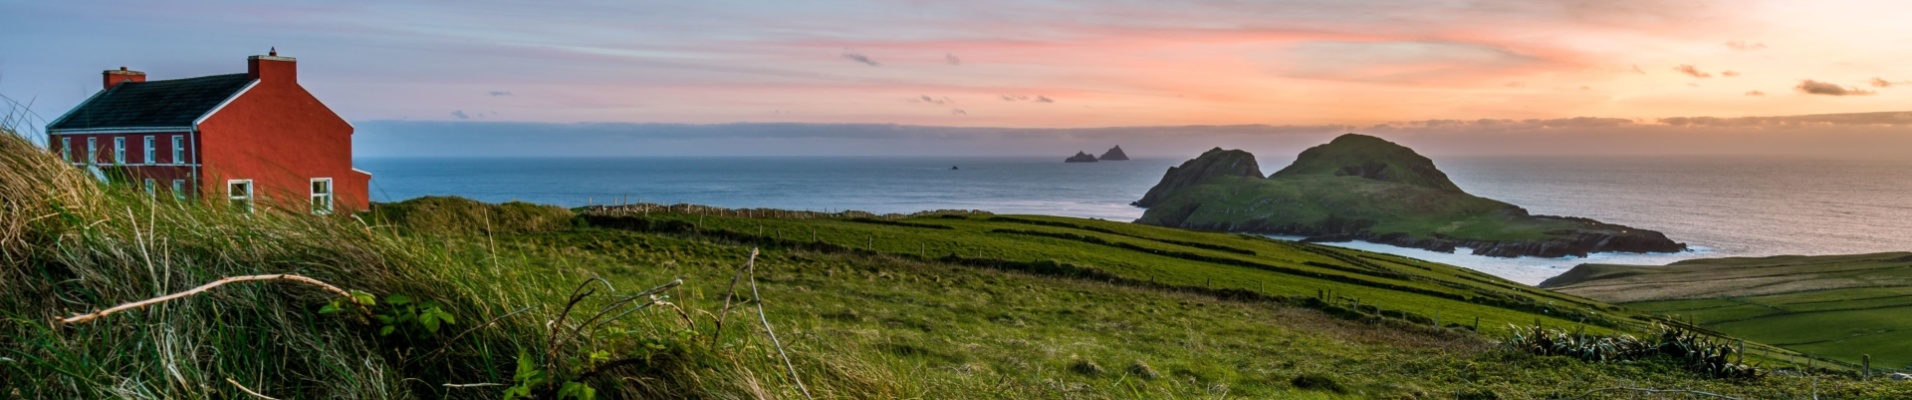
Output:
1546,253,1912,370
7,123,1908,398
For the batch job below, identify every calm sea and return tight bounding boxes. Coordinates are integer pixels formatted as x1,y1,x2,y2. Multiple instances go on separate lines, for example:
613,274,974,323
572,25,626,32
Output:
357,156,1912,285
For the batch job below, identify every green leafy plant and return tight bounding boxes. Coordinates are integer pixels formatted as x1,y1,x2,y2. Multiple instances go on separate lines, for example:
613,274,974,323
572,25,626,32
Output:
372,294,457,339
319,291,456,341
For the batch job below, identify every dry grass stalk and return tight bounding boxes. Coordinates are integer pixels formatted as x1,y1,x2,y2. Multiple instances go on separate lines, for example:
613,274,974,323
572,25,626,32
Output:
710,249,758,345
226,378,281,400
58,274,354,326
742,247,814,399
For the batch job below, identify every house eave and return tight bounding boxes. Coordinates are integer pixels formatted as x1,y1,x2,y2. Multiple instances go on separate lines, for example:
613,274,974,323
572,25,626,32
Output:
50,126,195,135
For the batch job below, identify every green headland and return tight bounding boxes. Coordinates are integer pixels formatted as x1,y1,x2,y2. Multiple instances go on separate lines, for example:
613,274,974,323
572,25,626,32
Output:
1134,134,1687,258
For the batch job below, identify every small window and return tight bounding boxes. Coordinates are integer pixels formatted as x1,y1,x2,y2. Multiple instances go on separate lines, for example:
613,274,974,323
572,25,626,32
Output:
173,179,187,200
172,135,185,165
144,136,156,165
310,178,334,215
61,137,71,162
86,137,97,165
143,178,156,196
228,179,254,214
113,137,126,165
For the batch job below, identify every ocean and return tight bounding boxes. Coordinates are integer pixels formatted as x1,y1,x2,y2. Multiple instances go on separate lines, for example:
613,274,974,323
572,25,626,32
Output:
357,156,1912,285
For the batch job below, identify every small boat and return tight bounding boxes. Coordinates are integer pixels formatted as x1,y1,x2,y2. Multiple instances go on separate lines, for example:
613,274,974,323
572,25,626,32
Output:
951,165,960,170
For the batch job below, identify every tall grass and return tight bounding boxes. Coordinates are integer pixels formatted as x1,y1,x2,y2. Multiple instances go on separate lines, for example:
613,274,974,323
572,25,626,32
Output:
0,123,838,398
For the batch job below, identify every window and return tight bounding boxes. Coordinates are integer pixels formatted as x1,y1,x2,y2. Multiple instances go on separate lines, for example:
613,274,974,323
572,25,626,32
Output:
143,178,156,196
86,137,97,165
173,179,187,200
227,180,254,214
113,137,125,165
61,137,71,162
144,136,156,165
172,135,185,165
310,178,334,215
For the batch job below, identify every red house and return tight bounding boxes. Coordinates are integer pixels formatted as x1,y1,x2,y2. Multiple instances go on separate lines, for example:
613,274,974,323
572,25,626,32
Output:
46,50,370,214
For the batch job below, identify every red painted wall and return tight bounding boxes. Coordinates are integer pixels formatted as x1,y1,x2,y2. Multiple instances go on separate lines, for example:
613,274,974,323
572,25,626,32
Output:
197,57,369,213
53,132,196,192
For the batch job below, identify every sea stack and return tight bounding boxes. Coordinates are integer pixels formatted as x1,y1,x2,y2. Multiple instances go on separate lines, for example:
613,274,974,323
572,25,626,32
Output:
1065,151,1099,163
1098,145,1130,161
1132,134,1687,258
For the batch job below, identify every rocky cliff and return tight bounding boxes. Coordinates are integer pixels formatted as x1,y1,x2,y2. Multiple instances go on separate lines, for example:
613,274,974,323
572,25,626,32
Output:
1065,151,1099,163
1132,147,1261,207
1098,145,1130,161
1133,134,1686,258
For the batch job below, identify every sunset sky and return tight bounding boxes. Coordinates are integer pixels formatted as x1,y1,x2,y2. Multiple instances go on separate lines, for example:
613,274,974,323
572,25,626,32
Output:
5,0,1911,130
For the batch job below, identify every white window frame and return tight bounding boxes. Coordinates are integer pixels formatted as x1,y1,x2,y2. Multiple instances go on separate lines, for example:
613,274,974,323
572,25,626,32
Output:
61,137,71,162
173,179,187,200
86,137,97,165
310,177,334,215
172,135,185,165
227,179,254,214
143,178,156,196
143,136,156,165
113,137,126,165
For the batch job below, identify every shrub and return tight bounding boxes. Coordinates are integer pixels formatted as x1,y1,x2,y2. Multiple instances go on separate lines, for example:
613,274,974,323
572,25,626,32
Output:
369,195,573,235
1069,357,1105,376
1291,372,1347,393
1501,323,1761,380
1126,360,1161,380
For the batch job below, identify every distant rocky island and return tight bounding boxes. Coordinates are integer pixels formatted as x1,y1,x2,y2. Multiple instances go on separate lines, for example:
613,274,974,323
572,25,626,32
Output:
1132,134,1686,258
1065,145,1129,162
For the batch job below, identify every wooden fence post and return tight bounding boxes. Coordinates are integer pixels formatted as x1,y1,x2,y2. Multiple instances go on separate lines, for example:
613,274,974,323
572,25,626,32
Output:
1473,316,1480,331
1864,354,1872,380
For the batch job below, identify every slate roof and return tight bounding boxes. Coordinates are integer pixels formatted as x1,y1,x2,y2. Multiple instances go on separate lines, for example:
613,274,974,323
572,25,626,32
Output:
48,74,255,131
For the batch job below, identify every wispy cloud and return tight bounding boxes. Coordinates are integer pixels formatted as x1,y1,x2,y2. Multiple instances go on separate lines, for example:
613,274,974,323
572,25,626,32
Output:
1724,40,1767,51
1871,77,1896,88
488,90,513,97
998,94,1056,103
841,50,879,66
909,95,954,105
1795,80,1876,96
1503,81,1525,88
1745,90,1765,96
451,110,470,119
1720,71,1739,77
1674,65,1712,78
950,108,967,115
945,53,961,65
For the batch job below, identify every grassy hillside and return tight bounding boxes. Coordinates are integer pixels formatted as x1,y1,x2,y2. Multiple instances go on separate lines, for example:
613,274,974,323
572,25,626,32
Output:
6,125,1907,398
1140,175,1567,241
1135,134,1684,258
1544,253,1912,371
577,205,1640,335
